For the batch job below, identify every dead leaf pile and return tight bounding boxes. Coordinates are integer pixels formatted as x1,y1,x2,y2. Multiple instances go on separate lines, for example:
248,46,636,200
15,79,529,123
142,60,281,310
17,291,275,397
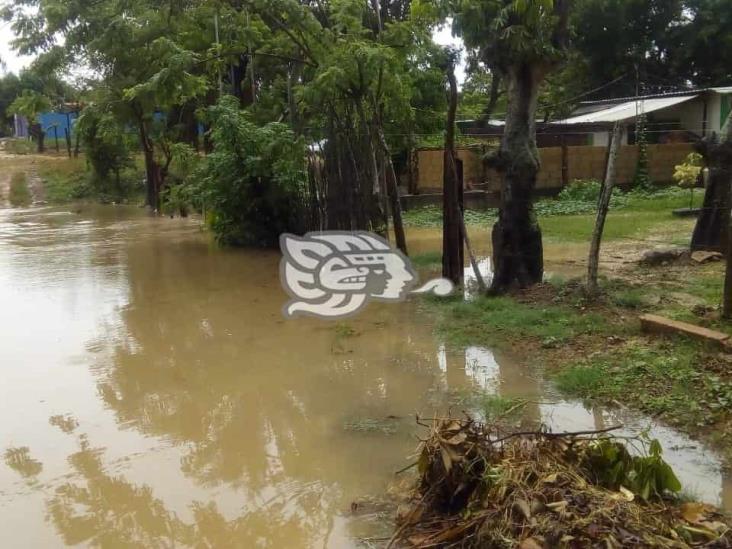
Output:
391,417,732,548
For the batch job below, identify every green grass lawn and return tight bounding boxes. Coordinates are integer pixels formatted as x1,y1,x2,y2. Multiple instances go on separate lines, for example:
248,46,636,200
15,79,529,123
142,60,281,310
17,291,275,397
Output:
403,184,702,244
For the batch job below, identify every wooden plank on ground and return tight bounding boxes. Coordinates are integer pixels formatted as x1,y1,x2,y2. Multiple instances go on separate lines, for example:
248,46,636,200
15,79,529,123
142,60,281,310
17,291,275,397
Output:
639,314,731,346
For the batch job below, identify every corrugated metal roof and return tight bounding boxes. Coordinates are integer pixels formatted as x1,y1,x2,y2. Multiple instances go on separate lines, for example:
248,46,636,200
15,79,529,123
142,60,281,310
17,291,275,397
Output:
553,95,698,125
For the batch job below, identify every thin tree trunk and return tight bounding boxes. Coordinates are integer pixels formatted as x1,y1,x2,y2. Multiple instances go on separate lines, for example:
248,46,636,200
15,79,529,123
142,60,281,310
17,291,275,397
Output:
587,122,621,296
459,209,487,293
489,64,544,292
138,120,162,212
442,58,463,286
73,123,80,157
377,129,408,255
64,128,72,158
480,73,502,125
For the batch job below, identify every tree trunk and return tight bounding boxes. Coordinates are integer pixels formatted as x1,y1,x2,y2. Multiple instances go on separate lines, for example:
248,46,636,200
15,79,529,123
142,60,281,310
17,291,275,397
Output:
138,121,162,212
489,64,544,292
64,128,72,158
691,131,732,252
479,73,502,127
73,116,81,157
442,60,463,286
376,128,408,255
30,123,45,153
587,122,621,296
724,191,732,318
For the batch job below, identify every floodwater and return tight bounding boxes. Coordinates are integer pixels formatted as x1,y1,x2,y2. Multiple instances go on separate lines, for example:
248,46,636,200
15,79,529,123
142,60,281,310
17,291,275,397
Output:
0,204,728,548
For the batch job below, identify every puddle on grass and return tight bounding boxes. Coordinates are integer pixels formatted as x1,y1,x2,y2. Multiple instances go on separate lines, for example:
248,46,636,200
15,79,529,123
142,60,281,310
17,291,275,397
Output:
0,207,726,548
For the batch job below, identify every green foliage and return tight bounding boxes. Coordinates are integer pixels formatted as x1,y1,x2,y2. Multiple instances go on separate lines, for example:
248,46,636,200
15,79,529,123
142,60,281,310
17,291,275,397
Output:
191,96,309,247
582,438,681,500
3,138,34,155
75,106,133,186
554,341,732,431
556,179,603,202
8,90,50,122
411,251,443,268
403,184,698,233
8,172,31,206
633,114,653,190
426,294,606,349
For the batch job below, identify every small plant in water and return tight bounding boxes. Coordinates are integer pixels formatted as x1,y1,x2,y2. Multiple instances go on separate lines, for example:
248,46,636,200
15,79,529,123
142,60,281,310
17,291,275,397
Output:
343,417,399,435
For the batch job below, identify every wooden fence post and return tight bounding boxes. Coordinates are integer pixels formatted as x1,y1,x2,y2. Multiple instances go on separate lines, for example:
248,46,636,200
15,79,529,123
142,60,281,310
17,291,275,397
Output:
561,135,569,188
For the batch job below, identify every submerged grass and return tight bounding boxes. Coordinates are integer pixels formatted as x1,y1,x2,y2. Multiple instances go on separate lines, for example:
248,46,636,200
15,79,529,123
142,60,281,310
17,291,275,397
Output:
554,339,732,440
8,172,31,207
426,293,607,350
411,250,442,268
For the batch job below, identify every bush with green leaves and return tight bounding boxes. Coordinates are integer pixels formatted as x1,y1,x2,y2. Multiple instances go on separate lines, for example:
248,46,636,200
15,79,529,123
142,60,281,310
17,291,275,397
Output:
192,96,310,247
75,106,134,196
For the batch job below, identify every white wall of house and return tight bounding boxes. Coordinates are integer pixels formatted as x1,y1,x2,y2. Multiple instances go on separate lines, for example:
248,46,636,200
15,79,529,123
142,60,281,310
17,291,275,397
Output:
591,126,628,147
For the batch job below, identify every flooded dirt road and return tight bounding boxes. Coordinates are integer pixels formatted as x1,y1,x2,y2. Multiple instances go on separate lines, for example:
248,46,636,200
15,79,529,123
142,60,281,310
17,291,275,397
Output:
0,204,729,547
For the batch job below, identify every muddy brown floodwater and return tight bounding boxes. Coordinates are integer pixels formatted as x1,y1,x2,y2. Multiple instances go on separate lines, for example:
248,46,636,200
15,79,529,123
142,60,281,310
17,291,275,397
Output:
0,204,729,548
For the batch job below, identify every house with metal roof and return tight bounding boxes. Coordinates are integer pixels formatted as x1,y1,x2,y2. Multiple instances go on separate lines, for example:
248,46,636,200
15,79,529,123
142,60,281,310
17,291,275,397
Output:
552,87,732,147
458,87,732,148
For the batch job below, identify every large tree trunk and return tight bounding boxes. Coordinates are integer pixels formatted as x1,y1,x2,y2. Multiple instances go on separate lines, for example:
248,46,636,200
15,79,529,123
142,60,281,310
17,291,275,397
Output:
691,131,732,252
442,60,463,286
489,64,544,292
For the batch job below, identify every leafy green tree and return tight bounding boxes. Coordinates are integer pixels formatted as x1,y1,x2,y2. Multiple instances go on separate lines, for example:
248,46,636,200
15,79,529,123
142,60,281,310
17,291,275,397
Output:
8,89,51,152
192,96,310,247
75,105,133,195
4,0,212,210
669,0,732,87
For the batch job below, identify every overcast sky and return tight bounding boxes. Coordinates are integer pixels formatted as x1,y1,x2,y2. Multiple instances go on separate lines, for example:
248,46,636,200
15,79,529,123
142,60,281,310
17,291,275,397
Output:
1,18,466,83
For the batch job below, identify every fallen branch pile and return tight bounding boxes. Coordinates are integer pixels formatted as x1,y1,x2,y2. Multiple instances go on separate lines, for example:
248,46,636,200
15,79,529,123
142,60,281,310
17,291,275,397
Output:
391,417,731,548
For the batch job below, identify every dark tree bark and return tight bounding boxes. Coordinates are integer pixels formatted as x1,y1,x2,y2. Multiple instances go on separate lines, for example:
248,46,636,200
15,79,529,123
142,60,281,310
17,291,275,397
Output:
442,57,463,286
478,73,502,127
488,0,570,293
489,64,544,292
377,128,408,255
30,123,45,153
138,119,163,212
691,128,732,252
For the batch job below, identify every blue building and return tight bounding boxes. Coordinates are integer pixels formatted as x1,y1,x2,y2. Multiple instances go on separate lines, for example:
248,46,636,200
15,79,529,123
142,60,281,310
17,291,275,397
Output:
13,111,79,139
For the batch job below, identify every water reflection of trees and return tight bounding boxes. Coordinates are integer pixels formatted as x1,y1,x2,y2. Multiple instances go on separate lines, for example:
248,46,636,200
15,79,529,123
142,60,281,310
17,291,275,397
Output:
83,235,732,544
87,237,448,545
46,433,337,548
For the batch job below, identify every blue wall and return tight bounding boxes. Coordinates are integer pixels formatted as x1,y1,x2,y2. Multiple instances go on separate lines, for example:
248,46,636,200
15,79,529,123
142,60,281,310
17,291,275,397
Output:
37,111,78,139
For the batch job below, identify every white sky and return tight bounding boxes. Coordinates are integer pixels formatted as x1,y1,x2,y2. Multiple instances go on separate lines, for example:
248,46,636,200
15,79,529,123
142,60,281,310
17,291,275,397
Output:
0,19,34,75
432,20,468,85
0,17,467,83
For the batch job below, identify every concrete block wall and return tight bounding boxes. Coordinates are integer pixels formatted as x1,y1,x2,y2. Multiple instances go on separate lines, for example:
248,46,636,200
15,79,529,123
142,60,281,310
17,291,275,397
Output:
414,143,695,193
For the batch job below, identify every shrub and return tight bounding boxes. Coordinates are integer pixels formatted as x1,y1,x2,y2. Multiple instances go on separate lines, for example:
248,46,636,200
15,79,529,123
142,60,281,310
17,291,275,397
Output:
75,106,134,197
556,179,602,202
191,96,310,247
